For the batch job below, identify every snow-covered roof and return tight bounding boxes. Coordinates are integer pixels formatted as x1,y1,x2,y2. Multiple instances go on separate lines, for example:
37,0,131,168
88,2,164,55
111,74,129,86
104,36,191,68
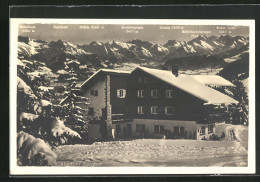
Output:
190,75,235,87
79,69,131,88
133,67,238,105
77,66,238,105
79,69,102,88
100,69,132,74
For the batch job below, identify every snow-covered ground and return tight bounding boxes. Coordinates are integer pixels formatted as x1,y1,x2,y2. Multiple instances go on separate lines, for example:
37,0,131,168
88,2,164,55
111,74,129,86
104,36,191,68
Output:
55,124,248,167
215,123,248,149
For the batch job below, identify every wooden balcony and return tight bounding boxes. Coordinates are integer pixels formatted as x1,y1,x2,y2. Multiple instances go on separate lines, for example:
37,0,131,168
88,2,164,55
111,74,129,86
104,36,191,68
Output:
204,112,229,123
111,114,132,123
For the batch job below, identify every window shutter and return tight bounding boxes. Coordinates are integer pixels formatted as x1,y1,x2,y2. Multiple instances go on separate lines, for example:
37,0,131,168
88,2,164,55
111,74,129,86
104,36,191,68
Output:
123,89,126,98
117,90,120,97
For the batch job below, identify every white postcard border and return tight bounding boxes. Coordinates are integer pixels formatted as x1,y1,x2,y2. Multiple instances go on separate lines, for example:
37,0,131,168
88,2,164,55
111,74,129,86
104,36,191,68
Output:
10,18,255,175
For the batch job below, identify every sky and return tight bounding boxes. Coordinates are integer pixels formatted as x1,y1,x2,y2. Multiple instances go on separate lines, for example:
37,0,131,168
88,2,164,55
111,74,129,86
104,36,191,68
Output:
18,24,249,45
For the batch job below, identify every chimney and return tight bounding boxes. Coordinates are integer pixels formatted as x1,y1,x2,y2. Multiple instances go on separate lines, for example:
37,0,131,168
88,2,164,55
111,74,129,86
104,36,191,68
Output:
172,65,178,77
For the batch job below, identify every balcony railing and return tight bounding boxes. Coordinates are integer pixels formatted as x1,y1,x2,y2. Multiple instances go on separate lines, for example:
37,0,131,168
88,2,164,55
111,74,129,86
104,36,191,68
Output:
111,114,132,123
202,112,229,123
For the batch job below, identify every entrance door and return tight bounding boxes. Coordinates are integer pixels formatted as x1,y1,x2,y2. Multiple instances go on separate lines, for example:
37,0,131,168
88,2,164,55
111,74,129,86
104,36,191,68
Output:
126,124,132,137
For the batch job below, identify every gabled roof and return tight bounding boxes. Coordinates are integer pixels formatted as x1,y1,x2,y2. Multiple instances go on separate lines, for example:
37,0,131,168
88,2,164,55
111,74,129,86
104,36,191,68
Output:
133,67,238,105
79,69,131,88
189,75,235,87
75,66,238,105
79,69,102,88
100,69,131,74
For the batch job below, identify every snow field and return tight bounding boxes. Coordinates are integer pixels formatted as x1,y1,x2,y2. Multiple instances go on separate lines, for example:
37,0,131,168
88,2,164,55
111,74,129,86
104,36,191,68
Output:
54,124,248,166
55,139,247,166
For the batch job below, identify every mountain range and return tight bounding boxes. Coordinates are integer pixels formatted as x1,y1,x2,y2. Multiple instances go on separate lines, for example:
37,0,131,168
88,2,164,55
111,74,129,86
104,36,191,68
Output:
17,35,249,82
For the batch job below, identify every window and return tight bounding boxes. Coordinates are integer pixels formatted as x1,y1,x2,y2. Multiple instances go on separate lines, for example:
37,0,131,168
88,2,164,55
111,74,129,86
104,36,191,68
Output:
88,107,94,115
138,77,148,83
154,125,164,134
200,126,205,135
208,124,213,133
151,106,158,114
137,90,144,98
165,107,175,115
166,90,173,98
138,77,142,83
173,126,185,138
91,90,98,96
173,126,184,135
138,106,144,114
151,90,158,98
136,124,145,133
117,89,126,98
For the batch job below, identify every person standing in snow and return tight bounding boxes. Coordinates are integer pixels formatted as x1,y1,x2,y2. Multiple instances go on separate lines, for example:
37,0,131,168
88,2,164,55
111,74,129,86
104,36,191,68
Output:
229,130,233,141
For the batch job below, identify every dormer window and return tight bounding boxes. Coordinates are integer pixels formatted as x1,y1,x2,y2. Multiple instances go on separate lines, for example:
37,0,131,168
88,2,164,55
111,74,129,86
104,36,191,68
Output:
151,90,158,98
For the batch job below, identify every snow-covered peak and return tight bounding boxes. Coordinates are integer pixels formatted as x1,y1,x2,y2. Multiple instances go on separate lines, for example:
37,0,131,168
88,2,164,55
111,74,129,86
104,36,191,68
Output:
89,41,103,46
113,41,135,50
140,47,153,57
152,44,169,53
49,40,92,56
200,40,214,51
199,35,208,40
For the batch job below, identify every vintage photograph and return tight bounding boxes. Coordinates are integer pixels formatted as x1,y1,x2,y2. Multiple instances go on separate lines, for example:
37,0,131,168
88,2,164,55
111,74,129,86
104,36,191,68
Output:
10,19,255,174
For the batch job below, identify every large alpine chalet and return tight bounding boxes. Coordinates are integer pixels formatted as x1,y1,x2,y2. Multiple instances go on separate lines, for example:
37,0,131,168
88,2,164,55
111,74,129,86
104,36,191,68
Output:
61,66,238,141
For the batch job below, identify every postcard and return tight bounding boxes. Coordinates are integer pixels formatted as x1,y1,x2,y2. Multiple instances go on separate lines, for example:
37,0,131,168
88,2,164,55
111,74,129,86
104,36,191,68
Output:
10,18,255,175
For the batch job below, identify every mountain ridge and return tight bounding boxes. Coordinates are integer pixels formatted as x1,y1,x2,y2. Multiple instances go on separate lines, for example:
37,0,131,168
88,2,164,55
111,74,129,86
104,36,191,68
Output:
18,35,249,82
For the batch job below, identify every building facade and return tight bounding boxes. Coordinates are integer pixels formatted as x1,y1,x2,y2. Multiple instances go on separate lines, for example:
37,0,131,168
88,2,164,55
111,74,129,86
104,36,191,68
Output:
61,66,238,141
